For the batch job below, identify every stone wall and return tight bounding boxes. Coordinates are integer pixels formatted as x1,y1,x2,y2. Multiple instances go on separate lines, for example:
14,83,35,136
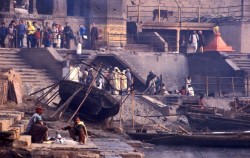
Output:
188,51,245,95
119,52,189,91
219,22,250,53
20,48,64,80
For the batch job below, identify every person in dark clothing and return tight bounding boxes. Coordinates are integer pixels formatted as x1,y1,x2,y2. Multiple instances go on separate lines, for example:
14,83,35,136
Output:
26,106,48,143
10,20,17,48
62,116,88,145
0,22,8,48
198,30,205,53
17,20,26,48
63,22,73,49
145,71,156,89
179,35,187,54
125,68,132,92
90,23,98,50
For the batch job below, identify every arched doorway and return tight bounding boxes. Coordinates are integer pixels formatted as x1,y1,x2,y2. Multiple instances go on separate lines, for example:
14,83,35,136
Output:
0,0,10,12
36,0,53,15
67,0,74,16
67,0,86,17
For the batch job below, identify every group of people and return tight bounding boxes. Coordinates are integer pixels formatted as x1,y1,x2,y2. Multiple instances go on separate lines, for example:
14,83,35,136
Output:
0,19,99,50
179,30,205,54
25,106,88,144
63,62,133,95
144,72,195,96
144,71,167,95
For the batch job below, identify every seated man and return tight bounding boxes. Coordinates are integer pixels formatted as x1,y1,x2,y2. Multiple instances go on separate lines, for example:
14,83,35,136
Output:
62,116,88,145
25,106,48,143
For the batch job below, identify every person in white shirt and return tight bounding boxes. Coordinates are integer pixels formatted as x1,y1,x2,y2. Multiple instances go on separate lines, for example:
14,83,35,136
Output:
189,31,199,53
187,85,195,96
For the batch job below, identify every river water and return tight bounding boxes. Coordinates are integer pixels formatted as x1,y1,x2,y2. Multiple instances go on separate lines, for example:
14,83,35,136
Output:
144,146,250,158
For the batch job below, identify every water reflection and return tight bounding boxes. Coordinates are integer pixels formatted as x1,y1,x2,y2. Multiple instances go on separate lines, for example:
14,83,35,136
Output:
144,146,250,158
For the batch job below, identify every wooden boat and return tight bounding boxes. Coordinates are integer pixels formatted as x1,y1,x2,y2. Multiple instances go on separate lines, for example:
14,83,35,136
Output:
185,112,250,131
127,131,250,147
58,80,121,121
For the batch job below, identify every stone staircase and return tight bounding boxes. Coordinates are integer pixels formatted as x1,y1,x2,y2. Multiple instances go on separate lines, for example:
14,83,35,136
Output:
228,53,250,74
0,48,57,88
56,49,95,63
0,110,31,147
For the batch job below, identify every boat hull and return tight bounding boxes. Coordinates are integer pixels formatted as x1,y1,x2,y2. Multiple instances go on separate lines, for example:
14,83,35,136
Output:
59,80,121,121
127,131,250,147
186,113,250,131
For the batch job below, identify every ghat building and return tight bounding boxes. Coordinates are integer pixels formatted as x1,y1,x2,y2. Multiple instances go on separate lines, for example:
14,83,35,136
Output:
0,0,249,52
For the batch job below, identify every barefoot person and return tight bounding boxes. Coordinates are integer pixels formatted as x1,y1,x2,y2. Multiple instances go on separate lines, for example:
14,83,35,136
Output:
62,116,88,144
25,106,48,143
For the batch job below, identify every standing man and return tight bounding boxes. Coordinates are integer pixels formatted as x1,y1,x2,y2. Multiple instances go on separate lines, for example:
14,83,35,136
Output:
17,20,26,48
79,24,86,48
198,31,205,53
26,21,35,48
125,68,132,93
189,31,199,53
63,22,73,49
10,20,17,48
0,22,8,48
90,23,98,50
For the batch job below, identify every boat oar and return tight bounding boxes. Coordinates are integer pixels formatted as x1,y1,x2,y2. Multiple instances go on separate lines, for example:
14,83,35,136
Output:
49,86,84,119
178,125,191,135
29,82,58,96
157,124,171,132
135,113,184,118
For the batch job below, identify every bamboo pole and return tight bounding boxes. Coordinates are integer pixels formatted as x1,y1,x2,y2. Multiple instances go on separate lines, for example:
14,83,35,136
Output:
217,76,221,97
119,91,123,129
198,6,201,23
158,5,161,22
131,78,135,129
178,7,181,22
232,77,235,97
247,76,249,97
50,86,84,119
68,65,102,123
137,4,140,22
205,75,208,96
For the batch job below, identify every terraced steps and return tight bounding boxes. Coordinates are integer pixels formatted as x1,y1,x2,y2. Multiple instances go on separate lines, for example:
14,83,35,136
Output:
0,48,57,89
228,54,250,73
0,110,31,147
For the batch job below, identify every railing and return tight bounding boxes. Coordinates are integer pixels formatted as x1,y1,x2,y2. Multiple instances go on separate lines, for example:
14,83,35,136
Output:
127,4,250,23
191,76,248,97
107,33,179,52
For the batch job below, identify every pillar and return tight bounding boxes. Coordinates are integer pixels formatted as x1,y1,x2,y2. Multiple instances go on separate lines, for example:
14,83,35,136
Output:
9,0,14,13
32,0,37,14
53,0,67,16
176,29,180,52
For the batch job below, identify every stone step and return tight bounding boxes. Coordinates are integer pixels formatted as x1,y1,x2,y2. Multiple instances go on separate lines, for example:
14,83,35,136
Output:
0,54,22,58
0,58,26,62
0,48,20,53
0,65,32,69
0,111,25,132
0,61,29,65
15,135,31,147
0,117,15,131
